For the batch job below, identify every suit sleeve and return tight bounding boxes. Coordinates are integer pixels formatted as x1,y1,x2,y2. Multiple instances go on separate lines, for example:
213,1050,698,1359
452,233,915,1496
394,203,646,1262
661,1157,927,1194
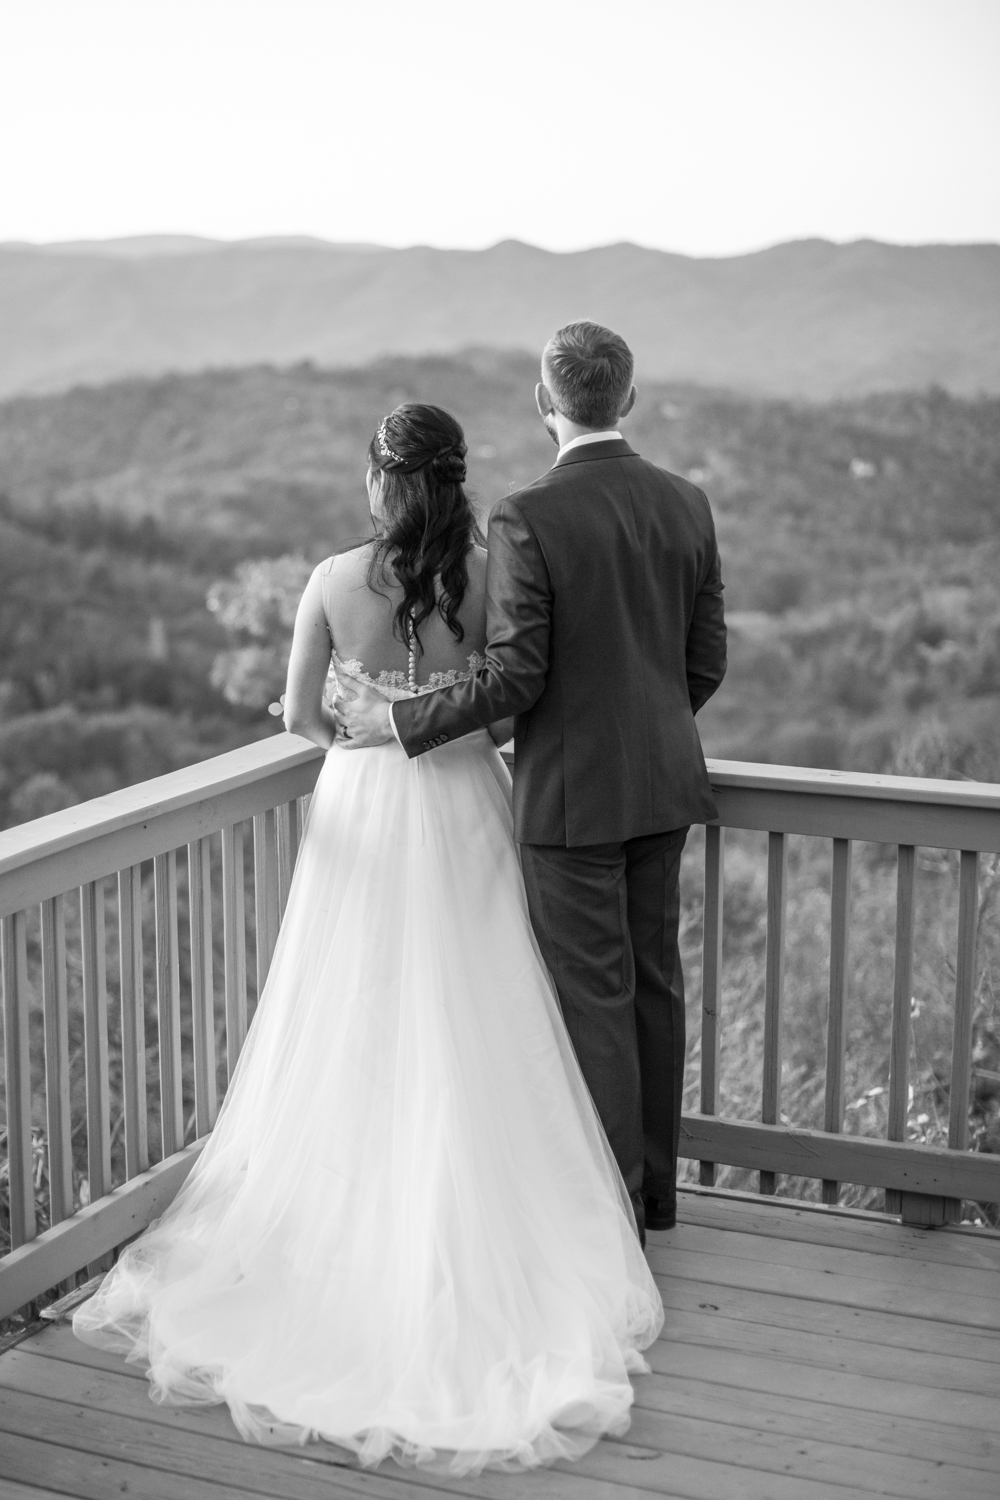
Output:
391,497,553,758
686,514,727,715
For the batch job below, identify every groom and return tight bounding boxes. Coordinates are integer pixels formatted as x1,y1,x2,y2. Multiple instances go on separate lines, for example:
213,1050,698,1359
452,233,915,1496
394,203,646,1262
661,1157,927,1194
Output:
336,321,726,1243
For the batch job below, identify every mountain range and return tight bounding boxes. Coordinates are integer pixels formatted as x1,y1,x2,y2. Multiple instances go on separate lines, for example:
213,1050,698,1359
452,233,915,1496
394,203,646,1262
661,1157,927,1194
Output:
1,235,997,401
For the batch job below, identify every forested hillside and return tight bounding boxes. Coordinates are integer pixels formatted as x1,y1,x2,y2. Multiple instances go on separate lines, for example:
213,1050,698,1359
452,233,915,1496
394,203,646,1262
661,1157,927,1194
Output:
1,352,998,832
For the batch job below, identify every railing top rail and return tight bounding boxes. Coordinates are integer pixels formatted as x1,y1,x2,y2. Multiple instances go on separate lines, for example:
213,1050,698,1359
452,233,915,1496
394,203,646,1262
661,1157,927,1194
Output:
2,742,998,910
706,759,1000,812
0,735,325,879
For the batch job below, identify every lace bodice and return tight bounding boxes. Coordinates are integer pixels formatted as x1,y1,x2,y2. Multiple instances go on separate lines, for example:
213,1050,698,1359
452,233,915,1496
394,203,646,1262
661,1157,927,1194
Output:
331,649,487,702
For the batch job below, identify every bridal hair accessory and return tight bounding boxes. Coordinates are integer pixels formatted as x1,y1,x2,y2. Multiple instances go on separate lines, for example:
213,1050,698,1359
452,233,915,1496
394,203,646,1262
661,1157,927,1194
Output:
377,418,404,465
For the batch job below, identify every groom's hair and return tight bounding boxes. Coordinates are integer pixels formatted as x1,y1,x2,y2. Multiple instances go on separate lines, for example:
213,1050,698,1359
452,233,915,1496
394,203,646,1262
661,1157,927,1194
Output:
542,322,634,429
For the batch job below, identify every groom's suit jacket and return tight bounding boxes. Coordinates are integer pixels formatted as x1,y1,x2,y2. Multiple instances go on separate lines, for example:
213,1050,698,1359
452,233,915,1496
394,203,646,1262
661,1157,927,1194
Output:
391,439,727,847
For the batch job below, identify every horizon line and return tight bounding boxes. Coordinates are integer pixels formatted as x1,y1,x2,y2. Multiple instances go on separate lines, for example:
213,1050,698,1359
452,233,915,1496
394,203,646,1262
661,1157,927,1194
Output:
2,232,998,261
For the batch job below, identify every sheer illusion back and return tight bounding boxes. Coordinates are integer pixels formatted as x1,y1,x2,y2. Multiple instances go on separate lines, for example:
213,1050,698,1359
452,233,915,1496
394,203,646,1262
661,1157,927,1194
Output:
320,545,488,699
331,650,487,701
73,536,662,1475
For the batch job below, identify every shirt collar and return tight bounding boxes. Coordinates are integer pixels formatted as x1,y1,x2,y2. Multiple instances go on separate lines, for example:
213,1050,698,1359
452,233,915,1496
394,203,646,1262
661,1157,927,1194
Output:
556,430,625,460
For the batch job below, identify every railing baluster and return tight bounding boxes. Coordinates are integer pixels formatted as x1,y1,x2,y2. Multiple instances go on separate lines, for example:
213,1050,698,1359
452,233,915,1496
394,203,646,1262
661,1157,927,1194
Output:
80,881,111,1273
822,839,853,1205
117,865,148,1179
188,837,218,1136
289,793,303,857
40,896,73,1222
946,850,980,1219
297,793,312,841
886,844,915,1217
699,826,725,1186
80,881,111,1201
154,851,184,1156
276,801,299,920
1,911,37,1250
222,822,247,1079
760,831,788,1195
254,807,279,997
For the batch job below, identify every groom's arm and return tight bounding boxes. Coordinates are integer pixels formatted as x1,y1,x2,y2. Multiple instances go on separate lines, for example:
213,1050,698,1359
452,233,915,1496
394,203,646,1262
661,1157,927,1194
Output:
685,527,727,714
391,497,553,758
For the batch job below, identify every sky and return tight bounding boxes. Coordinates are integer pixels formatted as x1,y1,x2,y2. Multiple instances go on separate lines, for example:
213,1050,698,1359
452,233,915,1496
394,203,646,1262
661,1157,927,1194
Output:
2,0,998,257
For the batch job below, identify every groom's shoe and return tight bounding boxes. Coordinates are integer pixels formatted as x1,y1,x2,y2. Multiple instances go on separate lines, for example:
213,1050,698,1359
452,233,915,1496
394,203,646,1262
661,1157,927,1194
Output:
629,1191,647,1250
642,1195,677,1232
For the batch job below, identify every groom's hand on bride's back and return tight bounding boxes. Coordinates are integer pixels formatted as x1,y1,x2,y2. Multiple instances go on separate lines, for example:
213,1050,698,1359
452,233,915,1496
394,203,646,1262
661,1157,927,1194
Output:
333,681,394,749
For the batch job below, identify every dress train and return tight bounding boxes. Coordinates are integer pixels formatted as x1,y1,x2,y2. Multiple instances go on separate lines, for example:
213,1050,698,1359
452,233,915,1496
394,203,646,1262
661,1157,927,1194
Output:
74,727,663,1473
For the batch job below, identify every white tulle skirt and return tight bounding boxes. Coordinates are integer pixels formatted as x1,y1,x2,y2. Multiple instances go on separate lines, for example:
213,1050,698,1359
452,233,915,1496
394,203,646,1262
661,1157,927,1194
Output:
73,729,663,1473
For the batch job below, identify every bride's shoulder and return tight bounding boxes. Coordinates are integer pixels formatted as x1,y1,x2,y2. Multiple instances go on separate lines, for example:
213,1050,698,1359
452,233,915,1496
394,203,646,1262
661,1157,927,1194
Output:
318,542,377,580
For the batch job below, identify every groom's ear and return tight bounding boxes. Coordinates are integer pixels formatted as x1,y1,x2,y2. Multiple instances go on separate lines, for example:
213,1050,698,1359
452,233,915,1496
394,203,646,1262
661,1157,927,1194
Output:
535,382,556,418
620,385,638,419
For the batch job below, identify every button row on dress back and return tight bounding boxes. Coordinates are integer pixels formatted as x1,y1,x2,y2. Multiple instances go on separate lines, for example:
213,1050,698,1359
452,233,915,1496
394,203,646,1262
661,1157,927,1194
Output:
407,610,417,693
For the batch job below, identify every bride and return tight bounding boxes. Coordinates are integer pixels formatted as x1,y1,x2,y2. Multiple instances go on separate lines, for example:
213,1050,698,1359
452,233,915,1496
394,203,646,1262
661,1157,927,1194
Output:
73,402,663,1474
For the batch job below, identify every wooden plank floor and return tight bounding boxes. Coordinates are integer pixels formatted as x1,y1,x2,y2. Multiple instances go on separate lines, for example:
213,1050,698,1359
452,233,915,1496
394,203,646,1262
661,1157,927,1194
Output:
1,1188,998,1500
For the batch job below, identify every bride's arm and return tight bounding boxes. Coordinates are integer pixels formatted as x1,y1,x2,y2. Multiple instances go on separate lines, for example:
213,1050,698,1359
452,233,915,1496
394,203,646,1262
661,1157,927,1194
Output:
283,566,337,750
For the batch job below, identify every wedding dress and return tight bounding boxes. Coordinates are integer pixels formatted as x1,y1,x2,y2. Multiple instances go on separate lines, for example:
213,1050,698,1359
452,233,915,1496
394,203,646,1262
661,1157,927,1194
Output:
73,649,664,1474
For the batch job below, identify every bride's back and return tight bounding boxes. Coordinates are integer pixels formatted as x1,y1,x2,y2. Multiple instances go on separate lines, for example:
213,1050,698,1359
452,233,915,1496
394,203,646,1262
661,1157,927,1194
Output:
322,542,488,686
323,402,487,689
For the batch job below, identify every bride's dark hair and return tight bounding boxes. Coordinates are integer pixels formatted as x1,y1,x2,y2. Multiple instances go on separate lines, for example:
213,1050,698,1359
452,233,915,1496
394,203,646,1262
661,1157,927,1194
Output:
367,403,482,652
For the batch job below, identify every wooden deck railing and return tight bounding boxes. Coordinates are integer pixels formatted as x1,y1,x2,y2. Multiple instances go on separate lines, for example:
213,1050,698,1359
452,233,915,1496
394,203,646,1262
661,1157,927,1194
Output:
2,739,999,1318
687,762,1000,1227
0,736,324,1320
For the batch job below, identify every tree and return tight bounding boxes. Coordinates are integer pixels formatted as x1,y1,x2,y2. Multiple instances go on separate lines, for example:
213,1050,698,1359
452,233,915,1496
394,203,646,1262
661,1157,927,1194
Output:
207,555,316,712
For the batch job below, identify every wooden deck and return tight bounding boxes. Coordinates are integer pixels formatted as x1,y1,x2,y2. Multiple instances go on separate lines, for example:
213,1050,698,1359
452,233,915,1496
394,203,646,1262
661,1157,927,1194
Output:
1,1189,998,1500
